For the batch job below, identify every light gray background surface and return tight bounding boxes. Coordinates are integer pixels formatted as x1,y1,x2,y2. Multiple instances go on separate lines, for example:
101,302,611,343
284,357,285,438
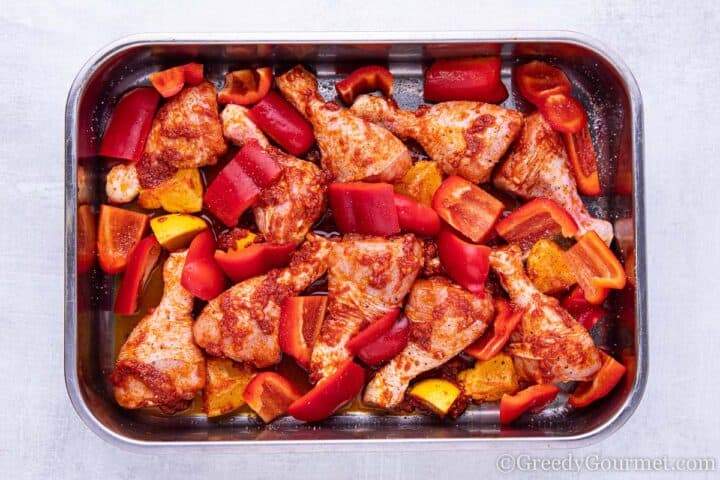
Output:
1,0,718,478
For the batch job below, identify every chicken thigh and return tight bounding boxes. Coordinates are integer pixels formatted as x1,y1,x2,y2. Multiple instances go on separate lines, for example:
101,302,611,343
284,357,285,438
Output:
309,234,424,383
363,277,494,409
275,65,412,183
193,234,333,368
351,95,523,184
110,252,205,413
493,112,613,244
137,81,227,189
489,245,602,383
253,147,330,244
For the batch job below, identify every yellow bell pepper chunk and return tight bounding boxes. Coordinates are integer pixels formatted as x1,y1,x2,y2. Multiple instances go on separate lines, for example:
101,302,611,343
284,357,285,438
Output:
458,353,519,403
394,160,443,206
138,168,204,213
150,214,207,251
408,378,461,416
233,232,256,251
203,358,256,417
526,239,577,294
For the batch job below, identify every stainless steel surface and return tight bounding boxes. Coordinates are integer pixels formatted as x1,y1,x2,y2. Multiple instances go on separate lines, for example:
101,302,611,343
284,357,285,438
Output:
64,31,646,450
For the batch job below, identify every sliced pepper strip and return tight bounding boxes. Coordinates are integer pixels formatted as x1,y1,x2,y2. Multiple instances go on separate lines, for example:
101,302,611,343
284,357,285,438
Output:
77,205,97,274
495,198,578,249
437,227,490,296
214,242,296,283
500,384,559,425
563,231,626,304
335,65,393,104
538,93,587,134
424,57,503,103
98,87,160,161
568,351,626,408
346,308,400,354
243,372,302,423
393,192,441,237
563,124,601,196
114,235,162,315
514,61,572,106
355,315,410,366
288,359,365,422
328,182,400,236
181,230,227,301
465,298,524,361
278,296,328,369
249,91,315,156
97,205,149,274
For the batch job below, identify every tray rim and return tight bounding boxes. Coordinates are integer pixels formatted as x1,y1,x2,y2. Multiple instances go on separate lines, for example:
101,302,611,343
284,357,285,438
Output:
64,30,647,452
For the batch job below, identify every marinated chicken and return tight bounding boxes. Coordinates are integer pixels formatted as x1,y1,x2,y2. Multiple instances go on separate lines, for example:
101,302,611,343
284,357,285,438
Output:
109,252,205,413
275,65,412,182
106,162,140,204
253,147,330,244
351,95,523,183
489,245,602,382
138,81,226,188
363,277,494,408
493,112,613,244
309,234,424,383
193,234,332,368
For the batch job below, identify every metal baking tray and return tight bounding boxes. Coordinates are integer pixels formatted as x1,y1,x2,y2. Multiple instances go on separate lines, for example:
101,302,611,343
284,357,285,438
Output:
64,32,647,450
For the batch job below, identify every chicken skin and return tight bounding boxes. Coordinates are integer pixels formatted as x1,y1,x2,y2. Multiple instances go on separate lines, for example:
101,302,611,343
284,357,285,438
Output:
351,95,523,184
309,234,424,383
221,104,270,148
193,234,332,368
110,252,205,413
489,245,602,383
254,147,330,244
493,112,613,244
275,66,412,183
363,277,494,409
137,81,227,189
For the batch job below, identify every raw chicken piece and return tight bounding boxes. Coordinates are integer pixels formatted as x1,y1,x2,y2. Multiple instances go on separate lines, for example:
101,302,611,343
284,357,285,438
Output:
138,81,226,188
110,252,205,413
221,104,270,148
351,95,523,184
493,112,613,244
275,65,411,182
193,234,333,368
363,277,493,409
253,147,330,244
489,245,602,383
106,163,140,204
309,234,424,383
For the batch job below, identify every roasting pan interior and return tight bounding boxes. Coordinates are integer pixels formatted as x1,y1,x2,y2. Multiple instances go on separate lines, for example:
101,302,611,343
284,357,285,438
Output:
65,35,646,447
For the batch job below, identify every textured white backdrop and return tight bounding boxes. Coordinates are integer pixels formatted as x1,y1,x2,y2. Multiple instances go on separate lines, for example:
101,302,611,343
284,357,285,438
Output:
0,0,718,478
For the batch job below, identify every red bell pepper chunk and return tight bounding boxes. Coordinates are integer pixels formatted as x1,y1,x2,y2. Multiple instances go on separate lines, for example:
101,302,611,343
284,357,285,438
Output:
214,242,296,283
355,315,410,366
346,308,400,354
495,198,579,250
97,205,149,274
562,124,601,196
500,384,559,425
393,192,441,237
568,351,626,408
279,296,328,369
563,231,626,304
465,298,524,361
576,306,606,331
335,65,393,104
437,227,490,295
424,57,503,103
514,61,572,106
181,230,227,301
218,67,273,105
249,91,315,156
432,175,504,244
288,359,365,422
243,372,302,423
538,93,587,134
483,80,509,104
204,159,260,228
233,140,283,188
98,87,160,161
561,285,593,316
149,63,205,98
328,182,401,236
77,205,97,274
114,235,162,314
